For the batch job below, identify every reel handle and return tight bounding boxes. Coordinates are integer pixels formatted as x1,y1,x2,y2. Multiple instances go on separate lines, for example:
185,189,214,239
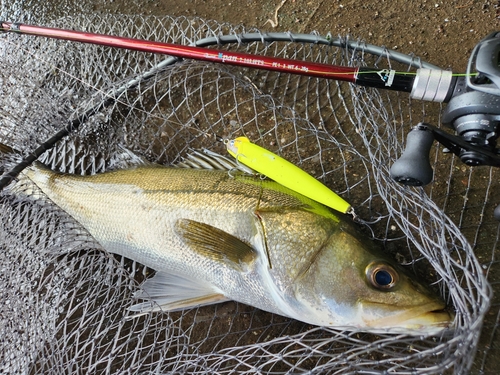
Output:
390,124,435,186
495,204,500,221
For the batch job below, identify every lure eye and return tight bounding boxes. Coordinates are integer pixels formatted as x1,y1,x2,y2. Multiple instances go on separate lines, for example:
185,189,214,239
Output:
366,262,399,290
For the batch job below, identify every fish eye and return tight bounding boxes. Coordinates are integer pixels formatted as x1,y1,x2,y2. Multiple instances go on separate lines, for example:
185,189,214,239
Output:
365,262,399,290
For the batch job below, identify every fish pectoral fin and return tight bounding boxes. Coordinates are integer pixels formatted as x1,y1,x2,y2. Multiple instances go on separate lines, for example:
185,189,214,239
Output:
174,218,257,272
129,271,228,314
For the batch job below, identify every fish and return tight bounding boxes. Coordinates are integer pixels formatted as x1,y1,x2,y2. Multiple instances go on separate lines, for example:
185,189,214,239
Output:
1,145,452,334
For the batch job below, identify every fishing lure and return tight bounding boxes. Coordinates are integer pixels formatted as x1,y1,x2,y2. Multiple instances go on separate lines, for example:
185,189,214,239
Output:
226,136,352,214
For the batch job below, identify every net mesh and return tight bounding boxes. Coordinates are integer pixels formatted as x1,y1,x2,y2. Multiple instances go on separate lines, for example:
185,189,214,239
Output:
0,14,498,374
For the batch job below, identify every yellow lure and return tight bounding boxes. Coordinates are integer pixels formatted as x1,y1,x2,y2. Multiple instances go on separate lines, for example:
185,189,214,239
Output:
226,136,351,214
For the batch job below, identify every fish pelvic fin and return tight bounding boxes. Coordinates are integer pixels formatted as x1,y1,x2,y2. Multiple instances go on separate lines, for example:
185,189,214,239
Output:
129,271,228,314
174,218,258,272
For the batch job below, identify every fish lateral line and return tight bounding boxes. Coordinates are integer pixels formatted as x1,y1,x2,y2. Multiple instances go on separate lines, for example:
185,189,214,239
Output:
225,136,352,214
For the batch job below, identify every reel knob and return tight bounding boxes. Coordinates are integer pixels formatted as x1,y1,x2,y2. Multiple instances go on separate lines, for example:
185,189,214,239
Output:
390,125,435,186
494,204,500,221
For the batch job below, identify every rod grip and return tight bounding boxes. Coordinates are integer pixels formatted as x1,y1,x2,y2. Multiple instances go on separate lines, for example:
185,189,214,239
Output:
390,125,434,186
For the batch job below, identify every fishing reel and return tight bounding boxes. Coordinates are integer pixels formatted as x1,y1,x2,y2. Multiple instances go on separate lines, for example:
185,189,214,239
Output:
390,31,500,219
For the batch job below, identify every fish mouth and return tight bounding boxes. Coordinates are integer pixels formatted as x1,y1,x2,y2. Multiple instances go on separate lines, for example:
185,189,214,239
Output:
361,301,454,334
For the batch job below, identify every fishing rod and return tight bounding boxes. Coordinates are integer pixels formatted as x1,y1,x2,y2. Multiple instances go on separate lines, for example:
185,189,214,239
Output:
0,22,447,186
0,21,451,99
1,22,500,217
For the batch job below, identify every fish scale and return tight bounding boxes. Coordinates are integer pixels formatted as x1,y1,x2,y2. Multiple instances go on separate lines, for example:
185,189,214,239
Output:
7,154,453,334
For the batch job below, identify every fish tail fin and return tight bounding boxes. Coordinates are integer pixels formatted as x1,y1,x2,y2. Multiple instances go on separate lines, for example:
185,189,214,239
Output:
0,142,22,189
0,142,47,194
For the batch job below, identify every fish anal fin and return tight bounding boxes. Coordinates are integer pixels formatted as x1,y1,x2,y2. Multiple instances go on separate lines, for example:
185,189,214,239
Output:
174,218,257,272
129,271,228,314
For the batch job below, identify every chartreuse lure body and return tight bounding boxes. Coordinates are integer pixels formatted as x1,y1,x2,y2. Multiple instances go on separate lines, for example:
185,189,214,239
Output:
226,136,351,214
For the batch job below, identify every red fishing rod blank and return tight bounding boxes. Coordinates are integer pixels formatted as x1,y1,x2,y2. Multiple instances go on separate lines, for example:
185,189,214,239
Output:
0,21,415,93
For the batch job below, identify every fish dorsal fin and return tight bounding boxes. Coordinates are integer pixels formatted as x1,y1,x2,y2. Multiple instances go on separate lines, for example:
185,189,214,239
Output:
174,149,256,174
129,271,227,314
174,218,258,272
107,145,154,170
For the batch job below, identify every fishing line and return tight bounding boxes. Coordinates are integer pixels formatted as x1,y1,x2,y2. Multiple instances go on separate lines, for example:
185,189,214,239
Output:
0,38,128,112
0,38,191,188
0,13,494,374
1,22,471,95
0,21,478,190
0,36,193,129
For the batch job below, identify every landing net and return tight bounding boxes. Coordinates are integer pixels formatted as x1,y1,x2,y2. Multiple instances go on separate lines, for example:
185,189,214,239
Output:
0,14,497,374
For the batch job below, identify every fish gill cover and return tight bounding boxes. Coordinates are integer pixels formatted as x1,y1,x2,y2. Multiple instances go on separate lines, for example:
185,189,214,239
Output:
0,13,496,374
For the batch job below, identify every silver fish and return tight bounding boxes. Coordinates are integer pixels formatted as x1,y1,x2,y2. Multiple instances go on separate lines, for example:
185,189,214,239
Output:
5,147,452,334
